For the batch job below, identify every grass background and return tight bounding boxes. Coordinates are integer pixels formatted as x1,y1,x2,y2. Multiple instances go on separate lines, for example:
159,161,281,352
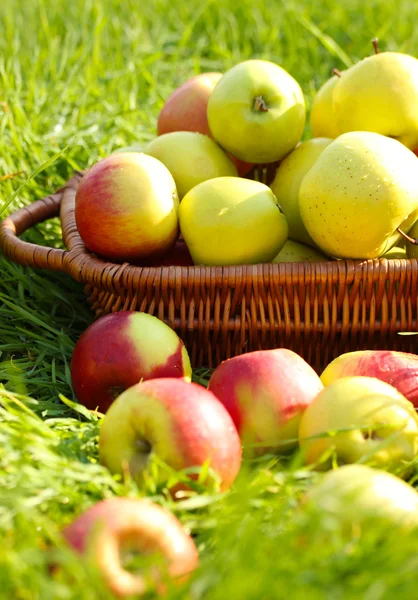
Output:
1,0,418,598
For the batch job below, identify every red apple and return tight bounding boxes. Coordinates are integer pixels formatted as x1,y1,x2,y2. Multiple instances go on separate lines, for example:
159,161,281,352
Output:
71,311,192,413
208,349,323,455
321,350,418,408
99,378,242,493
63,497,199,598
75,152,179,263
157,72,253,176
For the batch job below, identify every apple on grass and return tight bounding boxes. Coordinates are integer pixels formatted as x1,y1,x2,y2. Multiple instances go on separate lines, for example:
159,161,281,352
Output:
71,311,192,414
207,59,306,164
298,376,418,477
99,378,242,495
320,350,418,408
63,497,199,598
75,152,179,264
207,349,323,456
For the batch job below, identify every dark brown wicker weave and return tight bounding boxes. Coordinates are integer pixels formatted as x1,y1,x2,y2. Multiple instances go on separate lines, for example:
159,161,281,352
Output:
1,170,417,372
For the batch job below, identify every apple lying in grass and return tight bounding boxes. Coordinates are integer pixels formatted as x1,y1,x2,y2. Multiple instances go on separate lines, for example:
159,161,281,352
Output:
299,376,418,477
99,378,242,494
157,71,253,176
75,152,179,263
303,464,418,536
63,497,199,598
208,349,323,455
71,311,192,413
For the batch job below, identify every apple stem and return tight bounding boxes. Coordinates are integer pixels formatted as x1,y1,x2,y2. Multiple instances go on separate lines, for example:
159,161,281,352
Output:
253,96,269,112
372,37,380,54
332,68,342,78
396,227,418,245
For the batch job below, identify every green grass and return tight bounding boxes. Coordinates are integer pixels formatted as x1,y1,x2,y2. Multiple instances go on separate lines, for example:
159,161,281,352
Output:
1,0,418,597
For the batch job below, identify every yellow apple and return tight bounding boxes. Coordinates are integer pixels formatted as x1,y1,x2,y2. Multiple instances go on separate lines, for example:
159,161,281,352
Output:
272,240,328,263
310,75,341,139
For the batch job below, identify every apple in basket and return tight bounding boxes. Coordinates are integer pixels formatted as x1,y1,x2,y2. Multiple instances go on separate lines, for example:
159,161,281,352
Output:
71,311,192,413
75,152,179,263
99,378,242,494
63,497,199,598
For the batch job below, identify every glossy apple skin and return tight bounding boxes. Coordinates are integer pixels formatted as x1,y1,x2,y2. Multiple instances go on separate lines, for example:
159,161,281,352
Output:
71,312,192,413
99,378,242,493
75,152,179,263
321,350,418,408
63,497,199,598
208,349,323,455
157,72,253,176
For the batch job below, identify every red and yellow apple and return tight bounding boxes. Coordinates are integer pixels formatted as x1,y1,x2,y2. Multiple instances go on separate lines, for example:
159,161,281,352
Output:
299,376,418,476
321,350,418,408
208,349,323,455
99,378,242,493
75,152,179,263
71,311,192,413
157,72,253,176
63,497,199,598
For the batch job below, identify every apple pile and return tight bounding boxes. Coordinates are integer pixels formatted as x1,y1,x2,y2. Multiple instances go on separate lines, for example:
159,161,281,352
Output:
73,41,418,267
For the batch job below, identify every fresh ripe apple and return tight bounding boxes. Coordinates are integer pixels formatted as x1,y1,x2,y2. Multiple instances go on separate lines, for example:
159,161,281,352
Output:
75,153,179,263
320,350,418,408
405,220,418,258
157,72,253,177
207,349,324,455
146,132,238,199
63,497,199,598
99,378,242,493
309,75,341,139
382,246,407,259
179,177,288,266
270,138,332,246
303,464,418,536
272,240,328,263
299,132,418,259
71,311,192,413
298,376,418,476
332,52,418,149
207,59,306,164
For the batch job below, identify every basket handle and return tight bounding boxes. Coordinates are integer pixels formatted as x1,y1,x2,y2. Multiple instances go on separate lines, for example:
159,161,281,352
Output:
0,174,81,273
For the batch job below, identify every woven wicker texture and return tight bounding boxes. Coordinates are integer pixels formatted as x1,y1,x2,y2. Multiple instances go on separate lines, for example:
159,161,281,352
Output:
1,171,417,371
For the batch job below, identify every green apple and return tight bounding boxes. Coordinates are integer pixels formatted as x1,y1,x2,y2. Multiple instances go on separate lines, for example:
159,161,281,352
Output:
270,138,332,246
382,246,407,259
333,52,418,149
299,131,418,259
112,144,143,154
405,221,418,258
207,59,305,164
145,132,237,200
298,375,418,477
272,240,328,263
179,177,288,266
303,464,418,535
310,75,341,139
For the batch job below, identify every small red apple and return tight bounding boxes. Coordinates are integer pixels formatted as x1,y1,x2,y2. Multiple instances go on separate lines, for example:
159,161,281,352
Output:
71,312,192,413
99,378,242,493
63,497,199,598
208,349,323,455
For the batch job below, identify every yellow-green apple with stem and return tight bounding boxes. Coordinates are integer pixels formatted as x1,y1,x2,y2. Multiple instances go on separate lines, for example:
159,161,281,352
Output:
75,152,179,263
71,311,192,413
99,378,242,494
179,177,288,266
299,376,418,477
320,350,418,408
272,240,328,263
270,137,332,246
146,132,238,200
207,59,305,164
207,349,323,455
302,464,418,536
63,497,199,598
299,131,418,259
309,74,341,139
382,246,407,259
156,72,253,176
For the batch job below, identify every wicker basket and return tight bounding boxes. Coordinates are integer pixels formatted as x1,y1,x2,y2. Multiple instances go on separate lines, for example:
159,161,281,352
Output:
1,170,417,372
